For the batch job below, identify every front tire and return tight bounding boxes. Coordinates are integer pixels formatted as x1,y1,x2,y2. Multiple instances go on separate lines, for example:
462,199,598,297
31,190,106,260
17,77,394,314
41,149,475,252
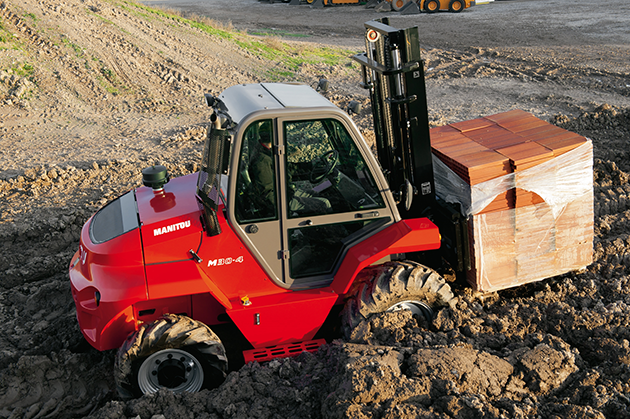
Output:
115,314,228,398
341,261,455,337
424,0,440,13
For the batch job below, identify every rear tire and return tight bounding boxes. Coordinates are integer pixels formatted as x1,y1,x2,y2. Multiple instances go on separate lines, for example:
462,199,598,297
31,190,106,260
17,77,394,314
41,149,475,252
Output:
341,261,455,338
449,0,464,12
114,314,228,398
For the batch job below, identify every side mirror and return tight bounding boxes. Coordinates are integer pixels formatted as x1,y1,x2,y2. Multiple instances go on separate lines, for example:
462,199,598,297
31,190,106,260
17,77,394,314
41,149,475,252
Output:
204,93,217,107
316,78,329,92
346,100,362,115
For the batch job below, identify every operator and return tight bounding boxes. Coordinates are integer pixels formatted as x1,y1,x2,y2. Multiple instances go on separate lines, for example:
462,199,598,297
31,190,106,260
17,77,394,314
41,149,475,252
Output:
249,124,332,217
249,126,276,213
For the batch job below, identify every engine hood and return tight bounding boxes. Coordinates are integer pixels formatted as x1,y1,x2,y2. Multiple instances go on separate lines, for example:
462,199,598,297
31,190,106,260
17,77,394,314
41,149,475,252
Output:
136,173,204,264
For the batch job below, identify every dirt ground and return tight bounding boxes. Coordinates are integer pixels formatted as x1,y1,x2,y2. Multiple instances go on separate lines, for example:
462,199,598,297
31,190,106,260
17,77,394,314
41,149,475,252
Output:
1,0,630,417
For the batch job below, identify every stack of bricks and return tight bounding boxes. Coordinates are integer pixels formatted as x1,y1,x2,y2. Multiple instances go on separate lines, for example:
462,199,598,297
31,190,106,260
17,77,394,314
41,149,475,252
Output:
431,109,593,292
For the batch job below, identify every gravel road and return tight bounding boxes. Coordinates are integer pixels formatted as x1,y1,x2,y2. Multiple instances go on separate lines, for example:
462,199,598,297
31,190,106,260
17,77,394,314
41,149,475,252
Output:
141,0,630,49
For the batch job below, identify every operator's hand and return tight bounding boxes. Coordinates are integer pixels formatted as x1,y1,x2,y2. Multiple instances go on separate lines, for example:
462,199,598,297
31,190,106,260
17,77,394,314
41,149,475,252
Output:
330,168,341,186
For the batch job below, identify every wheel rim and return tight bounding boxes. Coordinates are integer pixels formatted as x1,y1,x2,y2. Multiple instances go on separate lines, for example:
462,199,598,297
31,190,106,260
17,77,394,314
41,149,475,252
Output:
387,300,434,321
138,348,204,394
452,1,461,11
428,1,438,11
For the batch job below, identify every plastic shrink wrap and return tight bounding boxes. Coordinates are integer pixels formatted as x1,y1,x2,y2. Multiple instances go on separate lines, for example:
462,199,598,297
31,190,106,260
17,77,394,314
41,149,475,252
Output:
431,110,593,292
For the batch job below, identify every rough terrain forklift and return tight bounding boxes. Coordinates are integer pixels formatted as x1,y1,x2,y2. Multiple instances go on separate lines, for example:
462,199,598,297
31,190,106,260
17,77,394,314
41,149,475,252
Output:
417,0,474,13
302,0,473,13
68,19,505,397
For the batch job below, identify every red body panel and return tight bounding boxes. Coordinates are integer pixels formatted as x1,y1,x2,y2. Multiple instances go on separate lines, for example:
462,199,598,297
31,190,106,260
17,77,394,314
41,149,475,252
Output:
332,218,441,295
134,295,192,325
145,261,210,300
191,293,228,327
136,177,203,265
69,221,147,351
196,207,286,301
227,290,338,347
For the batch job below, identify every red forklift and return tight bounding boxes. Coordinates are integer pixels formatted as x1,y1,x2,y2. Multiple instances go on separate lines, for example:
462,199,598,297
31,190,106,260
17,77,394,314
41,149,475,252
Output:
69,19,507,397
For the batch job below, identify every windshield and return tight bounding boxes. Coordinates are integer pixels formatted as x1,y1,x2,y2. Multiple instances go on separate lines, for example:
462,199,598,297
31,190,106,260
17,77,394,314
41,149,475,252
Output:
283,118,385,218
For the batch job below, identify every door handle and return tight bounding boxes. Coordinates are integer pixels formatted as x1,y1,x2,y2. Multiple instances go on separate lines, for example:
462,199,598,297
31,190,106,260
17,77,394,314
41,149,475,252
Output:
355,211,379,219
189,249,203,263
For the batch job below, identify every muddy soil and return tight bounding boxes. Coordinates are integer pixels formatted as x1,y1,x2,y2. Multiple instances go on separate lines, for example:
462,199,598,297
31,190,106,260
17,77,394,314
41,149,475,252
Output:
1,0,630,418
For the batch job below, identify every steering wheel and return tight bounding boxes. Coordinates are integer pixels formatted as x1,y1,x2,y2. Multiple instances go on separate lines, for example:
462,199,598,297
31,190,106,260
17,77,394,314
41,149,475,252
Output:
310,150,339,183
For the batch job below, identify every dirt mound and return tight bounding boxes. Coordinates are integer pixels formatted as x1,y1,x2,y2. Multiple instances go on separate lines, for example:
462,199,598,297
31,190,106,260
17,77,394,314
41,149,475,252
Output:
2,0,630,418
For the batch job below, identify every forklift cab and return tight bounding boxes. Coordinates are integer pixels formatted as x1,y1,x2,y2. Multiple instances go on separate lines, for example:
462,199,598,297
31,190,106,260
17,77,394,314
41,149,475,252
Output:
200,83,400,289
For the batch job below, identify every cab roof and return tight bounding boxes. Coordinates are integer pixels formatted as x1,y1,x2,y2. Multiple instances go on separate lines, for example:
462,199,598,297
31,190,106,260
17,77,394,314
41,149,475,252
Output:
216,83,336,125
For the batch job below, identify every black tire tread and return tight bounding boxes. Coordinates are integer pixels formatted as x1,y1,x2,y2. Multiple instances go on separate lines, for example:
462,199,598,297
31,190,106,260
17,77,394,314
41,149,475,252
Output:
341,260,455,336
114,314,227,398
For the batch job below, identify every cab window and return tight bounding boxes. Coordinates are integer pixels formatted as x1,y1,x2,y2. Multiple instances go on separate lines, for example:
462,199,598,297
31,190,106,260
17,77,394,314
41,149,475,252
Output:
283,118,385,219
234,120,278,223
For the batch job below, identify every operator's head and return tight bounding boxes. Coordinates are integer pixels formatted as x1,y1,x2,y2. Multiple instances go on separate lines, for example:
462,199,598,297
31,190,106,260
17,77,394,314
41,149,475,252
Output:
258,120,272,148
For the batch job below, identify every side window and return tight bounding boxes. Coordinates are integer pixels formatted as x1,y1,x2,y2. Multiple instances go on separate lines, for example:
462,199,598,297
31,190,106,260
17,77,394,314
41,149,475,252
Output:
288,219,382,279
235,120,278,223
283,119,385,219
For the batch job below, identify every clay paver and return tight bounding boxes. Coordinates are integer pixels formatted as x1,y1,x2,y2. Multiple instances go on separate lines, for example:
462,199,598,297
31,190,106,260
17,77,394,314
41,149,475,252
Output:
484,109,531,123
495,141,554,170
430,109,593,294
536,132,587,156
450,117,494,133
499,117,549,133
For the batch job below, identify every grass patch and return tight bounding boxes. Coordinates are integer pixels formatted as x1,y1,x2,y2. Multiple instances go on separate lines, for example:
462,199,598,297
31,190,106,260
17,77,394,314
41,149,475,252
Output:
89,10,115,26
96,62,129,95
23,12,38,22
97,72,121,95
61,37,86,58
262,36,284,51
113,0,356,79
229,35,357,79
0,22,21,51
101,66,115,80
248,28,309,38
13,63,35,78
1,62,35,79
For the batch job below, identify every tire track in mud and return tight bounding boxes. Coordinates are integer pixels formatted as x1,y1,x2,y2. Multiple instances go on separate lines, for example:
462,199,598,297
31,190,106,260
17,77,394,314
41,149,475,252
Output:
0,0,262,172
424,46,630,99
2,0,261,120
0,2,57,54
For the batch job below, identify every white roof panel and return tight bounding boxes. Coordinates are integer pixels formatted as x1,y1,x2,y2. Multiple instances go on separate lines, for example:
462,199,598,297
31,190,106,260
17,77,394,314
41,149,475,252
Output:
217,83,335,124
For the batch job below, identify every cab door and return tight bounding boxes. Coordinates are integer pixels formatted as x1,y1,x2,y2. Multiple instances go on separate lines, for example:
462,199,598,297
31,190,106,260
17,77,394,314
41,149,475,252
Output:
231,119,285,283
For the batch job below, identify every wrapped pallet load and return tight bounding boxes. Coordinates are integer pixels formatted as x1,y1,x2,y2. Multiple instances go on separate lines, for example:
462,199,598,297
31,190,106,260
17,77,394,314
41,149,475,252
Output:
431,109,594,292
